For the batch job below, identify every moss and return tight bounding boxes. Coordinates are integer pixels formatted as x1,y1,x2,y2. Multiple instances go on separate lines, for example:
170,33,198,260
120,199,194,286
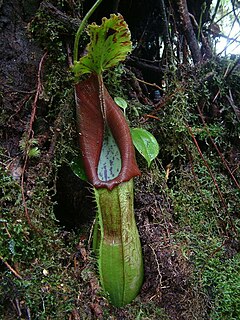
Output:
203,253,240,320
159,62,240,319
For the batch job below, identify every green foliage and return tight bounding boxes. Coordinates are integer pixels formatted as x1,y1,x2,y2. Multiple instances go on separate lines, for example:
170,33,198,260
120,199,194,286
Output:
114,96,128,110
202,253,240,320
104,64,127,95
154,87,193,165
30,12,68,62
131,128,160,167
149,58,240,319
0,10,87,318
0,161,96,319
114,96,128,116
1,165,55,261
70,155,88,181
170,150,240,318
112,96,161,168
19,137,41,158
192,124,225,144
0,167,23,262
73,14,132,77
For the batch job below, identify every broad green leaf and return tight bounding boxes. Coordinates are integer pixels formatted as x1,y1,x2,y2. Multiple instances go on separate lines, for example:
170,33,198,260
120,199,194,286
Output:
73,14,132,76
97,126,121,181
114,97,128,112
70,156,88,181
131,128,159,167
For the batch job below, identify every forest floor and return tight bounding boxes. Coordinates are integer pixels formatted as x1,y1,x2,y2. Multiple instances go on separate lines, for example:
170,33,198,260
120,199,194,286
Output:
1,1,240,319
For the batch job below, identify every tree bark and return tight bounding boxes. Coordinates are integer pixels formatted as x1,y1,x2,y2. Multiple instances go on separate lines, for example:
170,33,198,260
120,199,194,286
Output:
39,1,81,32
176,0,202,64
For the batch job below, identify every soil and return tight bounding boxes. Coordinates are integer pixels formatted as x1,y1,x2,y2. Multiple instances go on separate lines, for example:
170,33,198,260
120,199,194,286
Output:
0,0,43,156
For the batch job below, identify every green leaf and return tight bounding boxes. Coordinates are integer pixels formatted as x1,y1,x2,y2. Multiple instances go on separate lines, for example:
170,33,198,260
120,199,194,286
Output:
73,14,132,76
131,128,159,167
114,97,128,112
97,126,122,181
28,147,40,158
70,156,88,181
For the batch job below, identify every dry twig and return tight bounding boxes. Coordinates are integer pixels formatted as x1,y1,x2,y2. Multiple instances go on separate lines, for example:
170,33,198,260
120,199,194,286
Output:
227,89,240,122
21,52,48,232
0,256,22,279
135,77,165,93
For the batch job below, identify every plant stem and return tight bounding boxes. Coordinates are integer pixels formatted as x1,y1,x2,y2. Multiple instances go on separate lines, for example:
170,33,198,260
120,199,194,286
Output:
73,0,104,62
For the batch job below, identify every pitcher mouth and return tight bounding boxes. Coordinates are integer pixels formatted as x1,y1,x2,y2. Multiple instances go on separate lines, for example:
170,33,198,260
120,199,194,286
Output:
75,73,141,190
